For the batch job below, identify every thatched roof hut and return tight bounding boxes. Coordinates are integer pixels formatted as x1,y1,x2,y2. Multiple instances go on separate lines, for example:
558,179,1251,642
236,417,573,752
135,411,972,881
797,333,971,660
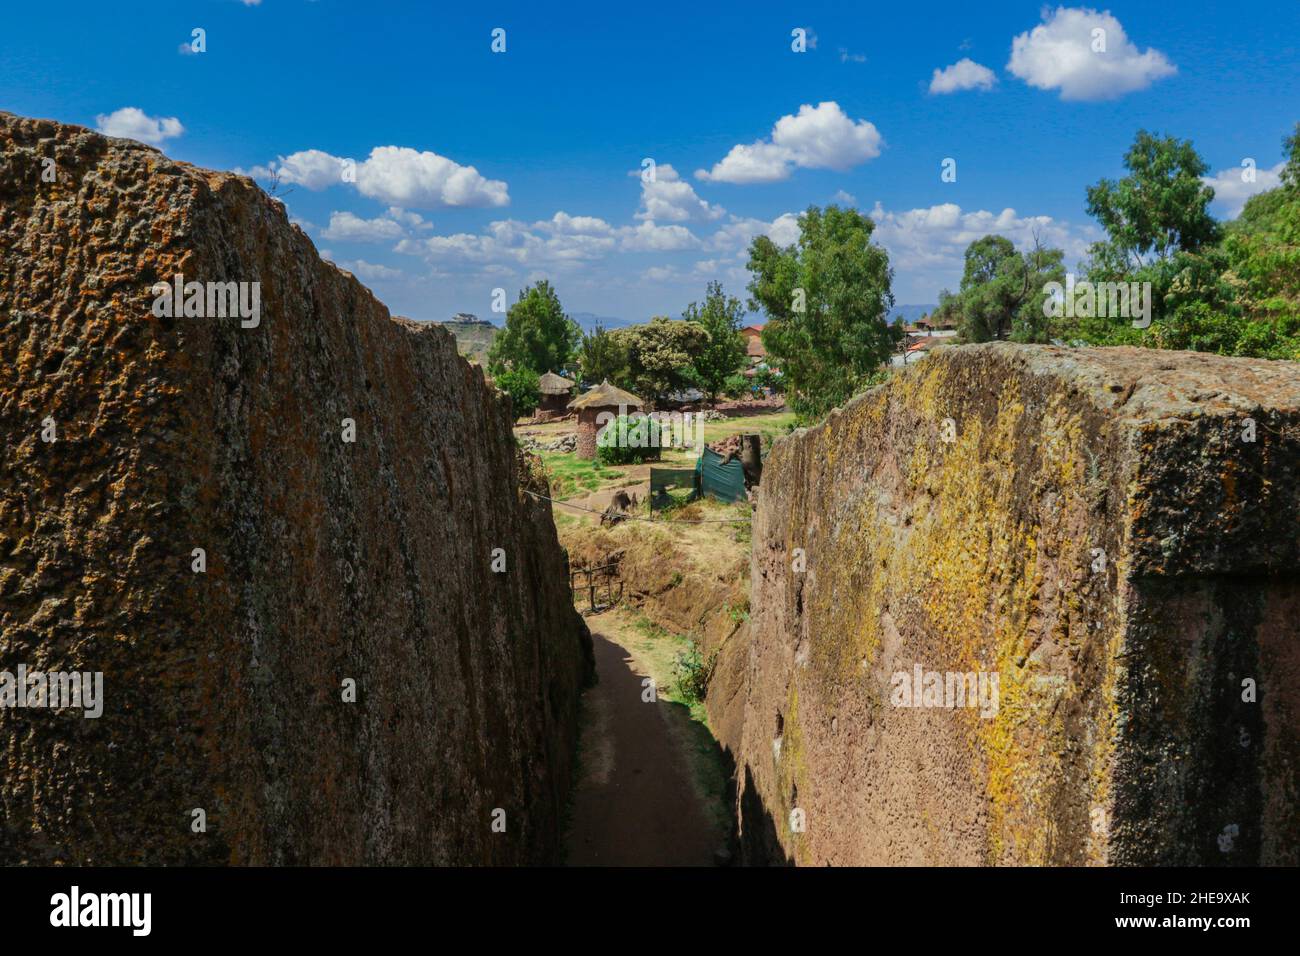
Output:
569,380,643,458
538,371,575,395
534,371,576,419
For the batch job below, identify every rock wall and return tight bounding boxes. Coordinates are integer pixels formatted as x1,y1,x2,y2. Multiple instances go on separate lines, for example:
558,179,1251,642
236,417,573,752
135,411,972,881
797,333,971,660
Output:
717,344,1299,865
0,112,592,865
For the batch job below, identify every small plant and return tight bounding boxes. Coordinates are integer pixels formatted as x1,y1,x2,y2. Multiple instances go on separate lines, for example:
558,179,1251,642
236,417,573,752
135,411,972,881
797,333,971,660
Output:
672,643,717,705
725,598,750,624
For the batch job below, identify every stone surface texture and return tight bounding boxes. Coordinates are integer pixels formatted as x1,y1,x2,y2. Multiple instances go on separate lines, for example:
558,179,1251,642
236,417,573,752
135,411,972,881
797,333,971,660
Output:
714,343,1299,865
0,112,592,865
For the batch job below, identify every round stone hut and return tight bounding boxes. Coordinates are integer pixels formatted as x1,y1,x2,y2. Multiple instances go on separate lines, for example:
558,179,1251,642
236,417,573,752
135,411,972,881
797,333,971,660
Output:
536,371,576,421
568,380,644,459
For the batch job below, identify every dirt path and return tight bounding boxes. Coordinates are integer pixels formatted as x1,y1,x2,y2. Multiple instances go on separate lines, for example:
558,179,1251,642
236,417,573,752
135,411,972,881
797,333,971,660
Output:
564,627,723,866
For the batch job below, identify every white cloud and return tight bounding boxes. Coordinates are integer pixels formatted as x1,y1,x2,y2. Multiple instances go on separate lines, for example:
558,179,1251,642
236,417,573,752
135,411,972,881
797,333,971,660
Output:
832,189,858,206
1008,7,1175,101
839,49,867,64
249,149,348,189
696,102,883,184
868,201,1098,299
395,213,622,268
386,207,432,230
94,107,184,145
1204,161,1286,218
634,163,724,222
247,146,508,208
708,213,801,251
321,211,407,242
339,260,404,281
929,58,997,94
541,211,614,235
355,145,508,209
619,220,699,252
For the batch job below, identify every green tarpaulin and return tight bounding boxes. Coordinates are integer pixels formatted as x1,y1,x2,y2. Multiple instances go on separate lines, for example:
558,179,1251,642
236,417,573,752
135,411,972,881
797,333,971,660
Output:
649,468,698,510
698,447,747,504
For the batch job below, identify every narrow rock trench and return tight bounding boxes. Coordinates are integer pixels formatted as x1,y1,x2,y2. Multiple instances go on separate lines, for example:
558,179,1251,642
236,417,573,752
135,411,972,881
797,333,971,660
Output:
563,620,733,866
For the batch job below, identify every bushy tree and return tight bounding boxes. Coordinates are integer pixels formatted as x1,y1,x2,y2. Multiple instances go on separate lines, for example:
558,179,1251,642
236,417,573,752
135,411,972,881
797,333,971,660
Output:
1069,123,1299,359
945,234,1065,342
746,205,898,420
1085,130,1219,271
492,367,540,417
682,281,748,404
487,280,580,375
576,322,629,387
613,317,709,406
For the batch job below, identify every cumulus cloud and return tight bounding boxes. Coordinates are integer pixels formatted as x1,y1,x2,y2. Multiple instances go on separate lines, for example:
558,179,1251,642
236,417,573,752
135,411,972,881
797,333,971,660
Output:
321,211,410,242
634,163,724,222
1007,6,1175,101
619,220,699,252
95,107,184,145
247,149,348,190
395,213,623,269
542,211,615,235
248,146,508,208
707,213,801,252
1204,161,1286,218
929,58,997,94
695,102,883,184
339,260,404,281
867,201,1098,299
355,146,508,208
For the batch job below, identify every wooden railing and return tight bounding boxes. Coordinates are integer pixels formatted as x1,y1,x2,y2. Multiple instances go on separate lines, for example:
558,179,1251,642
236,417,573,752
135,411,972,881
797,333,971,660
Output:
570,562,623,612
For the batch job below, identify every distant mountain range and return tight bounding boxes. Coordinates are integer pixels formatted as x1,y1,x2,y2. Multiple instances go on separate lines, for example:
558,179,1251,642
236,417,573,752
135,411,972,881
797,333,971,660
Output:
570,311,636,332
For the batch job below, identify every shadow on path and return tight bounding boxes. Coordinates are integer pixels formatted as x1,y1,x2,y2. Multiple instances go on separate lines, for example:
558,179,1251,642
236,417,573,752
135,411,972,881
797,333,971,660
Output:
565,631,723,866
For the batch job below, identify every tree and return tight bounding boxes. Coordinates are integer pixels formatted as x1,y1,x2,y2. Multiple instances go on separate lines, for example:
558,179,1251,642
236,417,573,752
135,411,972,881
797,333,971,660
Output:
948,234,1065,342
1085,130,1219,273
492,367,540,417
746,205,898,420
1067,123,1299,360
613,317,709,407
487,280,580,375
576,323,629,387
682,281,748,404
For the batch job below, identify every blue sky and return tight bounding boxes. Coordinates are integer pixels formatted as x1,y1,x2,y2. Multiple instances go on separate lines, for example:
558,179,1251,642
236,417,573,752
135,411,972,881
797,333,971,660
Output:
3,1,1298,323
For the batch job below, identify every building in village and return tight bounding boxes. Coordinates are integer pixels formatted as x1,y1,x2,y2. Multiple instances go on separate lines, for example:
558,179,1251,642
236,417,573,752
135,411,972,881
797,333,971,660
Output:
536,371,576,421
568,380,644,459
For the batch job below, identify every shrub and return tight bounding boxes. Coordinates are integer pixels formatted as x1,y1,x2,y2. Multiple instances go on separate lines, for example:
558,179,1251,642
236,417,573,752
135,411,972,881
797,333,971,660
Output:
722,373,751,398
671,643,717,705
596,413,662,465
751,366,784,394
493,367,540,417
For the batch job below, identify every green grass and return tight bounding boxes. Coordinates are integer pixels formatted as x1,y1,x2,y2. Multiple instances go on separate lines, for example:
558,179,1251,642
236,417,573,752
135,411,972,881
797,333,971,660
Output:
538,452,626,500
625,610,731,837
